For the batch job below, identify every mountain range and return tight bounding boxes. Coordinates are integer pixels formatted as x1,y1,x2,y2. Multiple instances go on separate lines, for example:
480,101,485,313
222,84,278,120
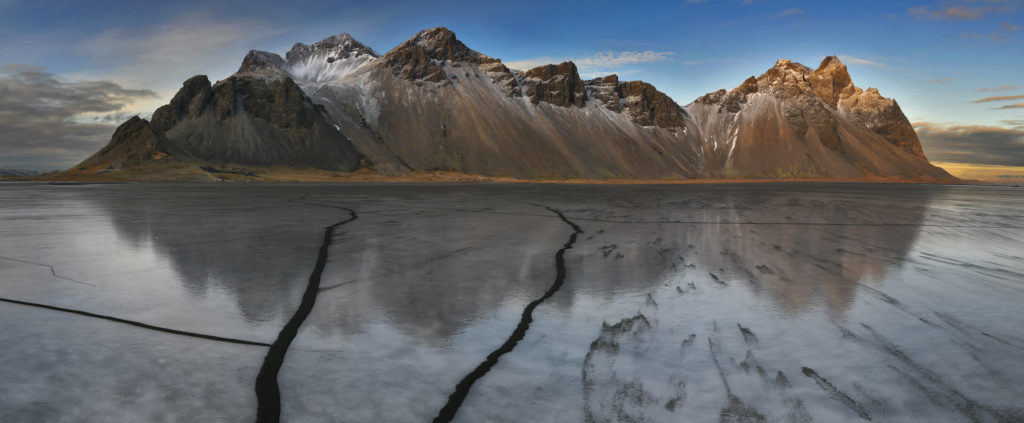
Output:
69,27,955,182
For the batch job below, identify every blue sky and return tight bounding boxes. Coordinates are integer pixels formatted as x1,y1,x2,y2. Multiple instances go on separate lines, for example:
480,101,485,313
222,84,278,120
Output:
1,0,1022,176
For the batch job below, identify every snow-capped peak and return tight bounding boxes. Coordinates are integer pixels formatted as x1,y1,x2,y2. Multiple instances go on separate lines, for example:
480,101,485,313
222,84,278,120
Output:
283,33,379,84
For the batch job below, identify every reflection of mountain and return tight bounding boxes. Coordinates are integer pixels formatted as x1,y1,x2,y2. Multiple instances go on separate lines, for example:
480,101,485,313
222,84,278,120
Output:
84,184,935,344
568,184,935,315
298,196,572,345
81,186,335,323
83,185,575,344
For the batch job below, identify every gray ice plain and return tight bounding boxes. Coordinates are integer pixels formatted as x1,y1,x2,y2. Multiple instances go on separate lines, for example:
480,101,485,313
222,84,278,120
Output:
1,183,1022,422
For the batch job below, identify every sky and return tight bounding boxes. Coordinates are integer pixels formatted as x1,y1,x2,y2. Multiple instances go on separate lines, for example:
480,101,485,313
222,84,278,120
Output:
1,0,1022,181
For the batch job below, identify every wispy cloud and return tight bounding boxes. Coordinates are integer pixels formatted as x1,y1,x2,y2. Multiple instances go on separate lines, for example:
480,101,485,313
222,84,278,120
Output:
994,102,1024,109
973,94,1024,102
837,55,889,68
573,51,675,68
914,121,1024,166
77,12,289,91
1002,118,1024,128
505,50,674,77
977,85,1020,92
908,0,1022,20
930,161,1024,182
1001,21,1022,31
0,64,156,170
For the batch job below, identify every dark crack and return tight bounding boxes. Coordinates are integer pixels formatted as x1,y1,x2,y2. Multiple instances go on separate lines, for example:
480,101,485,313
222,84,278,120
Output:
0,256,95,287
431,205,583,423
318,279,358,293
254,197,358,423
0,297,269,346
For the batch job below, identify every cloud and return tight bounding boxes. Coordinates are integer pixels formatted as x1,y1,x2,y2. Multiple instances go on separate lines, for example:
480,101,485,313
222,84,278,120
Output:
0,64,156,170
76,13,289,92
914,122,1024,166
837,55,889,68
973,94,1024,102
977,85,1020,92
1002,118,1024,128
930,161,1024,182
908,0,1022,20
1001,21,1022,31
994,103,1024,109
573,51,675,68
505,50,674,77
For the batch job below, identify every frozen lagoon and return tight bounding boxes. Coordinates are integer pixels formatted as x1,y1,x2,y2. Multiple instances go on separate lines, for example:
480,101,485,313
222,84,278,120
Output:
1,183,1022,422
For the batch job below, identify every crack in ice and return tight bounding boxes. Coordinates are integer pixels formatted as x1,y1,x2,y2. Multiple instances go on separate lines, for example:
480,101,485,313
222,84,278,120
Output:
254,195,358,423
432,204,583,423
0,256,96,287
0,297,270,347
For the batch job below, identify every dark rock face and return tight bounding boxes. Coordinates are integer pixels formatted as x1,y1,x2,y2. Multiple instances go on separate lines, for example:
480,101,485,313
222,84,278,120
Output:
286,33,378,64
75,116,184,170
237,50,288,75
382,27,498,82
521,61,585,107
583,75,687,129
840,88,924,156
213,77,320,128
694,77,758,113
151,75,214,132
585,74,620,112
617,81,687,129
480,62,520,97
147,75,362,171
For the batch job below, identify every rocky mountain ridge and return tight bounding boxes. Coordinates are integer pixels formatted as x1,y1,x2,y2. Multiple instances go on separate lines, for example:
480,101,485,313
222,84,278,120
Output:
70,27,954,182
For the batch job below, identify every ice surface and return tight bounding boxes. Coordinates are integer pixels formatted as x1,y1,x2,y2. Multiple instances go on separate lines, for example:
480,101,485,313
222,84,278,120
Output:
1,183,1022,422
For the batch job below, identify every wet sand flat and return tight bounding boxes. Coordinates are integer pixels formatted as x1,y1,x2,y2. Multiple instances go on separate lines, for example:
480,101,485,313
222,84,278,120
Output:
1,183,1022,422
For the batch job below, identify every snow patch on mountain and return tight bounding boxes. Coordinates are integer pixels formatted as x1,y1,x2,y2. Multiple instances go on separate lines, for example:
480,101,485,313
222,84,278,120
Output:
288,52,376,84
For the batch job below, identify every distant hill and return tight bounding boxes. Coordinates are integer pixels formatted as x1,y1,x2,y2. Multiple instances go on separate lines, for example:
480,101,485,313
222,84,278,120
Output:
0,166,41,177
66,27,956,183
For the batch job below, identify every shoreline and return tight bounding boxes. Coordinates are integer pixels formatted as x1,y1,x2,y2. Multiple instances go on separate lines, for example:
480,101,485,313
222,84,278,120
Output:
2,169,980,186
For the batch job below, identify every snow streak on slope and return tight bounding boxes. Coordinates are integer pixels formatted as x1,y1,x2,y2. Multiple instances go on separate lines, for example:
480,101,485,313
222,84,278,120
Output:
288,53,376,84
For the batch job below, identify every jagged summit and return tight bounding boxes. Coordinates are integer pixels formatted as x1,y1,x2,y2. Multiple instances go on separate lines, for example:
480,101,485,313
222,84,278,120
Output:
72,27,951,182
809,56,854,108
381,27,499,82
238,50,287,75
402,27,496,63
520,61,586,107
75,116,186,171
286,33,378,63
235,33,378,83
686,55,944,179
